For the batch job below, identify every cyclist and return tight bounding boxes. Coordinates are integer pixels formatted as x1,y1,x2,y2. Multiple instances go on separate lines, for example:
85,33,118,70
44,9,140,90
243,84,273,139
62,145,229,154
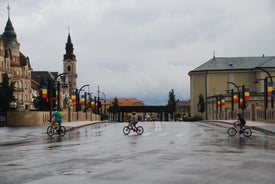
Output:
235,113,246,134
129,111,138,131
52,107,63,131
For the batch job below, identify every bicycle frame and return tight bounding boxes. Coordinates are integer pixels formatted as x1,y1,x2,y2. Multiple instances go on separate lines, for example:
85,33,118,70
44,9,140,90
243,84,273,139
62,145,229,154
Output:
233,123,241,132
227,122,252,137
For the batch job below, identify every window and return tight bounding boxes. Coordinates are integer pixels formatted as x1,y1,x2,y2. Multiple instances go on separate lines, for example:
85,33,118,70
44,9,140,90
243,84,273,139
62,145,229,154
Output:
67,66,71,72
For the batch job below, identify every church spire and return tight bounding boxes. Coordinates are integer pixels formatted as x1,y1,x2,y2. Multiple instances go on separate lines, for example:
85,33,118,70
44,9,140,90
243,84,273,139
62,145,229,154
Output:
63,31,76,60
2,1,18,47
7,1,11,18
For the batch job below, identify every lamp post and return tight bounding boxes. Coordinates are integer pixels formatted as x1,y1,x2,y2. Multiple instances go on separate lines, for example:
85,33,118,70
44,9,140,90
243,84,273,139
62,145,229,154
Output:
97,85,100,114
76,84,90,120
87,92,93,109
225,89,234,118
49,73,67,122
255,77,268,120
255,67,274,108
227,82,246,116
102,92,106,120
227,82,240,109
9,101,18,111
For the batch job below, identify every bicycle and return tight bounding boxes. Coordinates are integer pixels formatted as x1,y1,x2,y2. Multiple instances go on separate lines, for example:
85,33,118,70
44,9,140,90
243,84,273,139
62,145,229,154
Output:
47,124,66,137
227,122,252,137
123,123,144,135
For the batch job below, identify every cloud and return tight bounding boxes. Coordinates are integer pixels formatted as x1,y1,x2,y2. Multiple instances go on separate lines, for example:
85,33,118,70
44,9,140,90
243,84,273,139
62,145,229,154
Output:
1,0,275,105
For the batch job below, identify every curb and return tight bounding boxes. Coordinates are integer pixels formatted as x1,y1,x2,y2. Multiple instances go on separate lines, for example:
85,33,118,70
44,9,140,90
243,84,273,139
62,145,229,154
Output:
203,120,275,136
250,126,275,136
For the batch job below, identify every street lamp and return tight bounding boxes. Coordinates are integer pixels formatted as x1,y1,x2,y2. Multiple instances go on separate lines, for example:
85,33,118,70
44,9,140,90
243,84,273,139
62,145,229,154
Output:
225,89,234,118
228,82,247,116
102,92,106,120
9,101,17,111
97,85,100,114
227,82,241,109
255,77,272,120
76,84,90,120
49,73,67,121
255,67,274,108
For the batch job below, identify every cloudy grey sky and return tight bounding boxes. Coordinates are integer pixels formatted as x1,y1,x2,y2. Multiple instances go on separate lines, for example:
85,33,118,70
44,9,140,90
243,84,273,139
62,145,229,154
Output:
1,0,275,105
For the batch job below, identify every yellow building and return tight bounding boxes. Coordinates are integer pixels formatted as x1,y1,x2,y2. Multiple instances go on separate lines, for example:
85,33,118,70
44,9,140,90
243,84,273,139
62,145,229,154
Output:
189,56,275,120
0,10,32,111
105,98,144,121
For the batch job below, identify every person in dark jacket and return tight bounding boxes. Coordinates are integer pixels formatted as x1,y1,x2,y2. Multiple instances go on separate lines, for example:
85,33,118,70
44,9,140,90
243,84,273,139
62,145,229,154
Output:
235,113,246,134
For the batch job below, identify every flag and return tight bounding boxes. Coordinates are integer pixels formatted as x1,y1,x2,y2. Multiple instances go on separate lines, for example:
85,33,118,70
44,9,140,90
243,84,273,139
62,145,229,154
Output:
41,85,47,99
221,96,225,106
240,95,243,106
233,93,238,103
268,82,273,97
55,87,58,99
71,92,76,104
80,95,85,105
244,88,250,100
91,100,95,108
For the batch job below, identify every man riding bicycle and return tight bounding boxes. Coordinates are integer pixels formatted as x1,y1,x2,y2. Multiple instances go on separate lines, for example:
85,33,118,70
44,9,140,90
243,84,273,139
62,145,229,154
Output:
235,113,246,134
52,107,63,132
129,111,138,131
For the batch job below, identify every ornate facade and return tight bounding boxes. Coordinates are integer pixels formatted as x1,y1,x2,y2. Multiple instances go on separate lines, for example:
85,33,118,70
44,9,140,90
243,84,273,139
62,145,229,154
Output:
0,13,32,111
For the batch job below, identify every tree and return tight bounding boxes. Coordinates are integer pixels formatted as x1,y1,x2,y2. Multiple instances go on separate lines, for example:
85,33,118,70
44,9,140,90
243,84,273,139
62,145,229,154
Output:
0,73,15,115
167,89,176,120
110,97,119,121
198,94,205,114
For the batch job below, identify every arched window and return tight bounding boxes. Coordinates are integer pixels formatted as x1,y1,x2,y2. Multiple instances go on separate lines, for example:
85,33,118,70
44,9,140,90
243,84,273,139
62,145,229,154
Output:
67,66,71,72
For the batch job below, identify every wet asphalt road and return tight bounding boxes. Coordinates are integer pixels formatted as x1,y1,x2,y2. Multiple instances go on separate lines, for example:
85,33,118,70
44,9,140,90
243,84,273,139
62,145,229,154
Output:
0,121,275,184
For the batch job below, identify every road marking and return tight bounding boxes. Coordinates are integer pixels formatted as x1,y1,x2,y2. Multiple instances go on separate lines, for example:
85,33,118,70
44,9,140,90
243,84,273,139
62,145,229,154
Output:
143,132,153,136
155,122,162,131
176,133,185,137
159,132,168,136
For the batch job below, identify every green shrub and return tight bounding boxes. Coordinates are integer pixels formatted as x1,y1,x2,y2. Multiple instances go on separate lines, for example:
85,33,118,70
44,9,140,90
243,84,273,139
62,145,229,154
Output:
182,115,203,122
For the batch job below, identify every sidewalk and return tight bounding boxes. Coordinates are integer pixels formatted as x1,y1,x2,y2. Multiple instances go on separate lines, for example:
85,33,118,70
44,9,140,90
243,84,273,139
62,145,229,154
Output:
0,121,104,146
211,120,275,135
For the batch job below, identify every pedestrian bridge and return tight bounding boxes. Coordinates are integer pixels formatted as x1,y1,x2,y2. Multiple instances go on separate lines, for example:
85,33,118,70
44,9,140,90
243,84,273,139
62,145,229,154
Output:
109,106,172,122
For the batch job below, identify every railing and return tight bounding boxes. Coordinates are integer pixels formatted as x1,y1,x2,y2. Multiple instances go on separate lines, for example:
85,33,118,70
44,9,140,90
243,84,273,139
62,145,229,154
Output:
215,108,275,122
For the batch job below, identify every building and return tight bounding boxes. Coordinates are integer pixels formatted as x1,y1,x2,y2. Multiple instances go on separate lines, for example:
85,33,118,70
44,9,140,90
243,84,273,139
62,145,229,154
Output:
31,33,78,110
63,33,77,95
188,56,275,120
105,98,144,121
0,8,32,111
176,100,190,119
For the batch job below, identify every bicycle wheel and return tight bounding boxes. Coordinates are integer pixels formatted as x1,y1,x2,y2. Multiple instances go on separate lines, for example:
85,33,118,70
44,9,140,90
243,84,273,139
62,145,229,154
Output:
243,128,252,137
136,126,144,135
58,126,66,136
123,126,130,135
227,127,237,136
47,126,55,137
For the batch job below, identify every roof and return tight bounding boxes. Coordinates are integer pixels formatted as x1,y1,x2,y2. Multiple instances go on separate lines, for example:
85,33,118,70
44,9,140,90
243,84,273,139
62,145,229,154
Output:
176,100,190,107
106,98,144,104
31,71,58,83
189,56,275,75
2,17,18,46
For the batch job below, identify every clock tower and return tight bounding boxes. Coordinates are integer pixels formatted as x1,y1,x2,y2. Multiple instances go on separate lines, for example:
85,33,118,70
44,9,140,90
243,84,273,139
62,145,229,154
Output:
63,33,77,94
